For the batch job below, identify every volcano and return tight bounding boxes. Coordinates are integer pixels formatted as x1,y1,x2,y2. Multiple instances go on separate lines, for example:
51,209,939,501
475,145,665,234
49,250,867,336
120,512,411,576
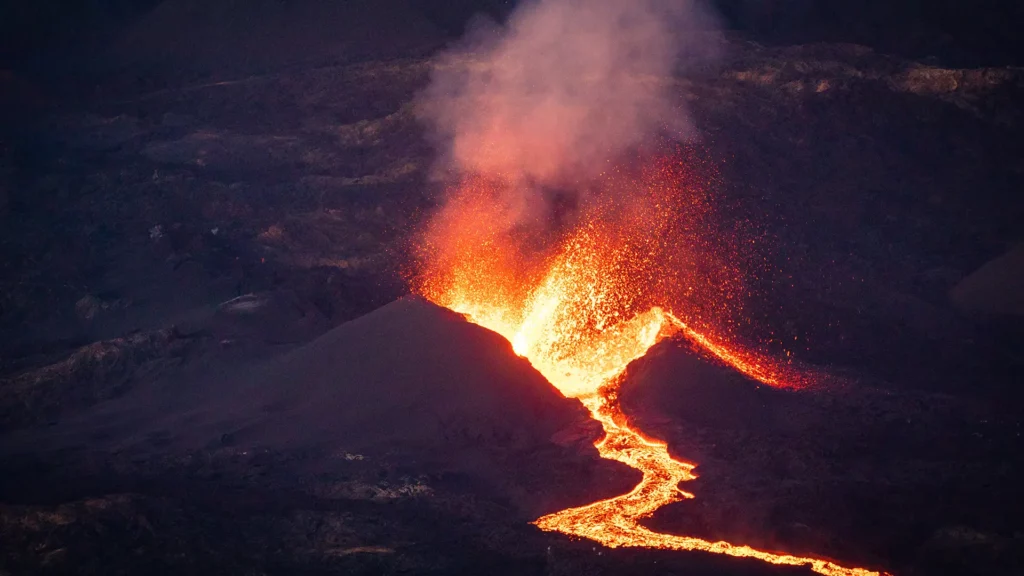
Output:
411,172,885,575
3,1,1023,575
2,292,888,576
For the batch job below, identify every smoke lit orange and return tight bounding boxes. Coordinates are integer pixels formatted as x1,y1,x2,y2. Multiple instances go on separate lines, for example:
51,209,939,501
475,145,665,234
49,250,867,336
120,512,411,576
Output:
414,161,886,576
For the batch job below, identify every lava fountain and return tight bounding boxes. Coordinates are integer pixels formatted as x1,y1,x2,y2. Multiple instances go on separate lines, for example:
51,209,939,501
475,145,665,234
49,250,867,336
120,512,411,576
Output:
413,161,887,576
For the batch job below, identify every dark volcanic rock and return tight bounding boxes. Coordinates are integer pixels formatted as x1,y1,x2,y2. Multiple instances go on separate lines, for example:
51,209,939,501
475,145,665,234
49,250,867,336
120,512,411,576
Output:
0,328,202,432
950,243,1024,316
107,0,444,82
619,340,805,435
169,296,590,458
2,297,635,517
619,339,1024,576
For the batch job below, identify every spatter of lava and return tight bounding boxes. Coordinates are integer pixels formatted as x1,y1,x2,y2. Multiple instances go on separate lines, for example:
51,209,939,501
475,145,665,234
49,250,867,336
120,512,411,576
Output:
414,159,887,576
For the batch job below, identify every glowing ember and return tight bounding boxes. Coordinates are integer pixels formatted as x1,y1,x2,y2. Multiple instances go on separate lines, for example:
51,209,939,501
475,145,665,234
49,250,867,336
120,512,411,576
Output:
414,163,887,576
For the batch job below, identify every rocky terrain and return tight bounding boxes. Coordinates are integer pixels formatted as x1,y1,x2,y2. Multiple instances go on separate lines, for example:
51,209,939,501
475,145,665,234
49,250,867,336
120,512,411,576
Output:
2,1,1023,575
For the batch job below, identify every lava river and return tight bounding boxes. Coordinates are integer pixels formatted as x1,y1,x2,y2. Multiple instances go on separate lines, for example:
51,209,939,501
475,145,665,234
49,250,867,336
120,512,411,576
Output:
415,173,888,576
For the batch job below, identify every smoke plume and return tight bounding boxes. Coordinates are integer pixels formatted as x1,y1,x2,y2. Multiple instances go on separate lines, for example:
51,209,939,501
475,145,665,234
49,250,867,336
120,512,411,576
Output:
418,0,720,210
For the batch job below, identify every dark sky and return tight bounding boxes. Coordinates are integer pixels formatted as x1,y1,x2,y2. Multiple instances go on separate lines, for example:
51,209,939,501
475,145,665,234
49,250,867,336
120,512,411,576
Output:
717,0,1024,67
2,0,1023,79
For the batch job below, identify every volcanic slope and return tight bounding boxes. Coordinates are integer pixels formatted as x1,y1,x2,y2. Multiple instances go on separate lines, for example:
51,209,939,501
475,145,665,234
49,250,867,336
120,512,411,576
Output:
1,297,633,515
616,339,1022,575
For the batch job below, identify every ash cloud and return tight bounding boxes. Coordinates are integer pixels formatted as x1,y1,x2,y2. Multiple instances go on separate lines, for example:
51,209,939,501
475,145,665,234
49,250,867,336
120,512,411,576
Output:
417,0,721,199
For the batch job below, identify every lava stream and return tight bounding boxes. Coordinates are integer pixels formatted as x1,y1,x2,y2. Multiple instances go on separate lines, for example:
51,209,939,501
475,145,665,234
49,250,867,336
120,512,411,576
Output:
453,302,883,576
535,386,882,576
416,172,887,576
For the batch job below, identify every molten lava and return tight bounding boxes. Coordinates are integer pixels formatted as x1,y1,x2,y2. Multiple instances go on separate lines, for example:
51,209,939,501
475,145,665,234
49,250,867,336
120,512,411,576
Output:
415,163,886,576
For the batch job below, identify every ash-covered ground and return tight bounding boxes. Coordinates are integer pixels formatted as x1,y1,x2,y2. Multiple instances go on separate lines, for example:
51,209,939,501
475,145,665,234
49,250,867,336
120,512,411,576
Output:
2,2,1023,575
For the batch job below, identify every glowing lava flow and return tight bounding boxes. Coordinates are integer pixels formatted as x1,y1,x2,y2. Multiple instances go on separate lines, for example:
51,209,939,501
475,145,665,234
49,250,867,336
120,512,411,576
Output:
430,295,882,576
536,392,882,576
415,173,887,576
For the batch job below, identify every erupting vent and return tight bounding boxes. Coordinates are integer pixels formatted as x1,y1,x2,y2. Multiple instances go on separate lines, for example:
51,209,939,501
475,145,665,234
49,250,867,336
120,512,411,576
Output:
414,162,887,576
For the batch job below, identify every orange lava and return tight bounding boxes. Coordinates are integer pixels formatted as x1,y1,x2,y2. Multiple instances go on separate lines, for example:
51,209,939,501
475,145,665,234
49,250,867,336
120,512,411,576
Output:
414,166,887,576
